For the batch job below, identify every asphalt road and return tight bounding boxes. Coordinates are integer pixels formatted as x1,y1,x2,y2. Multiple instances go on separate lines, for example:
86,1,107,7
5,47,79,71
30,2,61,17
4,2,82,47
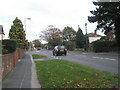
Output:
31,49,119,74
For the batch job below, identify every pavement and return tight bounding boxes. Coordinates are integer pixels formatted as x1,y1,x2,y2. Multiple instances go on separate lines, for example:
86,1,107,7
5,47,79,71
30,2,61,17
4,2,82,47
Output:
2,52,41,89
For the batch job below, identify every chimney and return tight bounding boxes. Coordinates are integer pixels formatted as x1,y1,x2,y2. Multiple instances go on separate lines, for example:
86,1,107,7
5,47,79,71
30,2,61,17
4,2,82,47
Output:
94,30,97,36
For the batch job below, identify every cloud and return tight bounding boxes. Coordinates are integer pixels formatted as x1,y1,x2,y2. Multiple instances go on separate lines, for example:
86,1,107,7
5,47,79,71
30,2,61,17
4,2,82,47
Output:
0,0,104,41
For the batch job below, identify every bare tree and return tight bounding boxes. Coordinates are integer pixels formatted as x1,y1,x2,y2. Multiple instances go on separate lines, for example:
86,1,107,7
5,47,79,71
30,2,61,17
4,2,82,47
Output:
32,39,41,48
62,26,76,42
41,25,62,48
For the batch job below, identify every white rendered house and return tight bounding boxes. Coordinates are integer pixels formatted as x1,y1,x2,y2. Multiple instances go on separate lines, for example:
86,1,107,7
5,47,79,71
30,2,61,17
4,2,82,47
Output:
87,31,102,43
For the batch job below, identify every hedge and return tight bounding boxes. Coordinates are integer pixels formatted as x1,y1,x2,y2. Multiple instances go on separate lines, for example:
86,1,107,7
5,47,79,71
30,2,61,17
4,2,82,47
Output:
2,39,17,54
92,40,117,52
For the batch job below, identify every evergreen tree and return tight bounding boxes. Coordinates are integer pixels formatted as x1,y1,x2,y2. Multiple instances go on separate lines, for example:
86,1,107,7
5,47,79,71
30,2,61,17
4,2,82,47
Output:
88,2,120,47
9,17,27,49
76,25,85,48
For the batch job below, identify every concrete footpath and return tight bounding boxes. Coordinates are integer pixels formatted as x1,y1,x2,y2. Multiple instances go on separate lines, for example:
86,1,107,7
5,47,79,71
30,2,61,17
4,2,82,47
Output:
2,52,41,88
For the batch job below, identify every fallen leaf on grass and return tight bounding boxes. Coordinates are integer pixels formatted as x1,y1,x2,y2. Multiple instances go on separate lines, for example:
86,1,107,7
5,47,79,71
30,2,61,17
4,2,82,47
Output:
76,84,82,88
48,72,51,74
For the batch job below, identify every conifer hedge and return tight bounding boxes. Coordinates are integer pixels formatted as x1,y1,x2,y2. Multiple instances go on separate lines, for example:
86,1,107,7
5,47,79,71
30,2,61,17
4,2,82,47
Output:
92,40,117,52
2,39,17,54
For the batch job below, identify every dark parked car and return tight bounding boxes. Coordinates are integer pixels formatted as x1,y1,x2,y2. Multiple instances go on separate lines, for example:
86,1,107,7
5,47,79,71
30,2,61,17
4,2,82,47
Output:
53,46,67,56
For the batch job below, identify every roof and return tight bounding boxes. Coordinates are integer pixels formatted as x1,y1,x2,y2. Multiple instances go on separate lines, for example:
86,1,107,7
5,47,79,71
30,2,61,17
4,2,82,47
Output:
0,25,4,34
87,33,102,37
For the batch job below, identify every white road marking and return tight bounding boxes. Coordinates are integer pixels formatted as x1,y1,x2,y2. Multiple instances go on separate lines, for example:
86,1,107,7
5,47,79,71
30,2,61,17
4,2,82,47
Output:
36,51,40,52
75,55,79,56
55,57,59,59
93,57,100,58
92,57,116,61
74,55,86,57
83,53,88,54
49,56,62,60
105,58,116,61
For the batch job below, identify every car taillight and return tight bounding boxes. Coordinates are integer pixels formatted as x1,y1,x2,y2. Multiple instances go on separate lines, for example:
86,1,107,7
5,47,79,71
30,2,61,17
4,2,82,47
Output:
56,49,58,51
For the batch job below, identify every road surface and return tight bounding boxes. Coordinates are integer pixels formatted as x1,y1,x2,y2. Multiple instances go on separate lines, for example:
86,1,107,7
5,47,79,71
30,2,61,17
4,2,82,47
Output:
30,49,119,74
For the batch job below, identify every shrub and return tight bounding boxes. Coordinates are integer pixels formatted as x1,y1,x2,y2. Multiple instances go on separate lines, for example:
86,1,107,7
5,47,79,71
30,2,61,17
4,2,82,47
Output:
63,41,75,51
92,40,117,52
2,39,17,54
17,40,29,49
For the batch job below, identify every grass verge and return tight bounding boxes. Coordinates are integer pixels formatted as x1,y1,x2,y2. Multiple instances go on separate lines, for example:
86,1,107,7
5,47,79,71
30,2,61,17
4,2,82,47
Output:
35,59,119,88
32,54,47,59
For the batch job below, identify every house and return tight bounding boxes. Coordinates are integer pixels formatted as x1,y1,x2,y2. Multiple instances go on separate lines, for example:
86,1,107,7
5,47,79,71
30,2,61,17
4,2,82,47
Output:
87,30,102,43
0,25,5,40
106,30,115,40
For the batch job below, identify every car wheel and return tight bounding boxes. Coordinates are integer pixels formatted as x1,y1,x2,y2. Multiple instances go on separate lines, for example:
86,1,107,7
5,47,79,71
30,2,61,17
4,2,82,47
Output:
55,53,58,56
64,53,67,56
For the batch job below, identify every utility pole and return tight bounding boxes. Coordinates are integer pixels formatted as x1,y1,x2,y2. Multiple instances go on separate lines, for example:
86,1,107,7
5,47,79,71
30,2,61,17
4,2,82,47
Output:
85,23,88,51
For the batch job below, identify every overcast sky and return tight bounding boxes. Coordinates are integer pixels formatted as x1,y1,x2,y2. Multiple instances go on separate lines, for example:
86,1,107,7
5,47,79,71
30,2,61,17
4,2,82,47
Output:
0,0,105,42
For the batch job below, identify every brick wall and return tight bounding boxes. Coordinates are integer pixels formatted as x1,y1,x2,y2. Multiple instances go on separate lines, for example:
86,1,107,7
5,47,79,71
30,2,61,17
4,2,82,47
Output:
1,48,25,80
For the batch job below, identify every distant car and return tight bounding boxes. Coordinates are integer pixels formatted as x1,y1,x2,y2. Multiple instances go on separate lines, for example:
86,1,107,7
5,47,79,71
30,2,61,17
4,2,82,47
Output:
37,47,41,50
53,46,67,56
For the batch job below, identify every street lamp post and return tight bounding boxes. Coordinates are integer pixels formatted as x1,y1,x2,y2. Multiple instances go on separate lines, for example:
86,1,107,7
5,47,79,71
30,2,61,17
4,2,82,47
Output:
24,18,31,41
24,18,31,32
24,18,31,50
85,23,88,51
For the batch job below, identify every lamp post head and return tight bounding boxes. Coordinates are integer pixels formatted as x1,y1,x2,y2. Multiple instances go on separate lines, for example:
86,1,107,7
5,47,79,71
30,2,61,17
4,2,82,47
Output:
26,18,31,20
24,18,31,20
